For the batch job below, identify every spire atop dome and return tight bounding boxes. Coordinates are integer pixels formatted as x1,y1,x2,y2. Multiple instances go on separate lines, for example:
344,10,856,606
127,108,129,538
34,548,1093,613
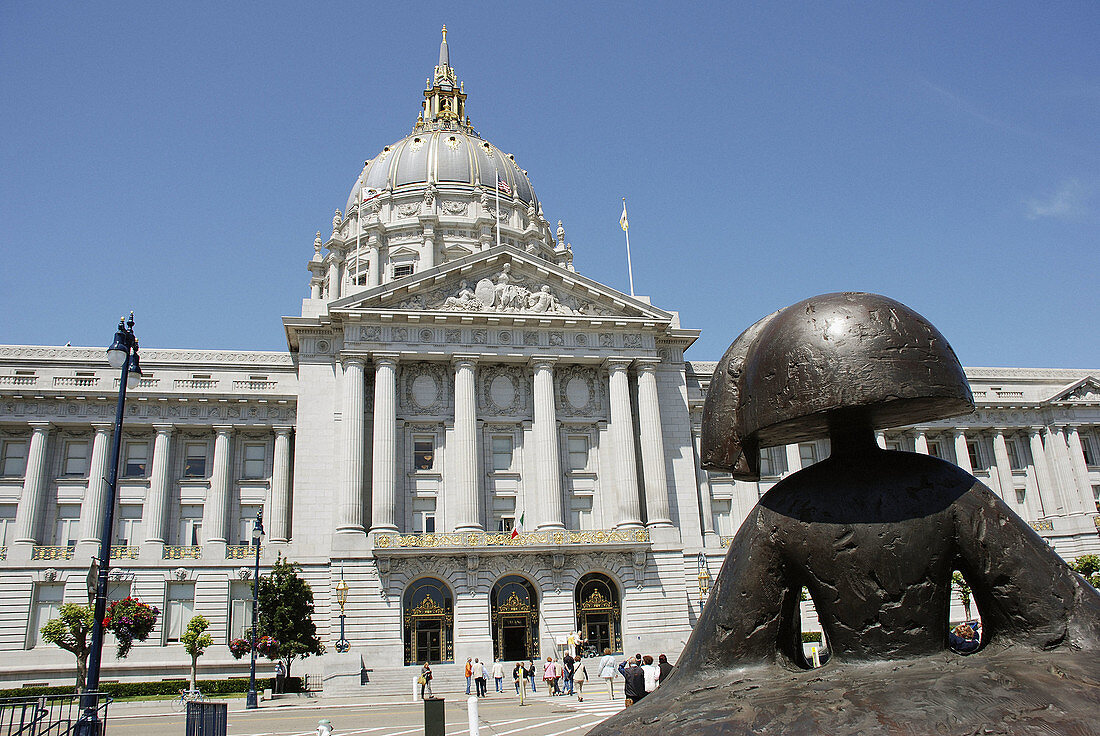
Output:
439,25,449,68
419,27,470,133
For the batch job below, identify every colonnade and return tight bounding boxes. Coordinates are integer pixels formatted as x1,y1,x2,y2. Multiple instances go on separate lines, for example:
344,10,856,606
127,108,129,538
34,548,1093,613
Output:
336,353,673,535
9,423,294,546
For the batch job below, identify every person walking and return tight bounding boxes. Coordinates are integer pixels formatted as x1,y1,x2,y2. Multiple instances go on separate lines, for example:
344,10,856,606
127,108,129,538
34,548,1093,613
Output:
563,653,575,695
464,657,473,695
492,659,504,693
274,660,285,695
618,655,646,706
475,658,488,697
598,647,617,699
512,662,523,694
526,660,537,692
419,662,433,699
641,655,660,694
573,657,588,702
544,657,557,695
657,654,674,684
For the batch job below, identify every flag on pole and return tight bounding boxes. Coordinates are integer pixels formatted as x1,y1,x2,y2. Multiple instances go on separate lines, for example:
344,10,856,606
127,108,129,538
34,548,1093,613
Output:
497,176,511,195
621,197,635,296
620,200,629,231
510,511,525,539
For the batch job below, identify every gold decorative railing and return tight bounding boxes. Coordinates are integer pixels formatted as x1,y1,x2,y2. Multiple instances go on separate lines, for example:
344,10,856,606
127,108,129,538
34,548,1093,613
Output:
1030,520,1054,532
720,536,735,548
110,546,140,559
32,546,74,560
375,528,650,549
163,545,202,559
226,545,262,559
0,546,6,560
1094,516,1100,530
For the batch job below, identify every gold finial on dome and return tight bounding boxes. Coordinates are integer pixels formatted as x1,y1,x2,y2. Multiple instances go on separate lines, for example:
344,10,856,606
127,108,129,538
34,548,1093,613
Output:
441,25,447,42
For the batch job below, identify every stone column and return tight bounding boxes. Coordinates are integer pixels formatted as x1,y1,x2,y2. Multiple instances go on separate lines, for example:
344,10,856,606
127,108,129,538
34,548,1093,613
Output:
953,429,973,474
79,424,113,544
531,358,564,530
367,235,381,288
422,229,436,270
13,423,51,544
692,426,717,543
370,354,399,533
635,361,671,527
991,429,1015,500
1050,426,1086,514
270,427,293,542
1028,427,1056,516
784,444,802,475
453,356,482,532
1064,426,1096,514
1041,427,1073,515
338,358,366,534
141,425,174,544
875,431,887,450
327,250,343,300
203,426,233,544
913,430,929,455
607,359,642,529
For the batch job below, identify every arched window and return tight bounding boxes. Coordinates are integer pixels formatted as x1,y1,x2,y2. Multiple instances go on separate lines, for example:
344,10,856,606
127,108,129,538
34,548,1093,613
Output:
490,575,539,662
403,578,453,665
575,572,622,655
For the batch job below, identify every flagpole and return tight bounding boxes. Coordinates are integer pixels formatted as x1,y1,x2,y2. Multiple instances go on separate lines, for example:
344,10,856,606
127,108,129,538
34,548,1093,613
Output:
495,172,502,249
355,189,363,289
622,198,635,297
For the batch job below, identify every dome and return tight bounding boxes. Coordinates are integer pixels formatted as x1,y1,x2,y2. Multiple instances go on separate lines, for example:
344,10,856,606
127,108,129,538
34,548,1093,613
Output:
345,131,539,215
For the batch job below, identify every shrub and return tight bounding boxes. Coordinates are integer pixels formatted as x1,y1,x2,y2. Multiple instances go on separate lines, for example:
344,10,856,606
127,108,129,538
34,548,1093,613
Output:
801,631,823,643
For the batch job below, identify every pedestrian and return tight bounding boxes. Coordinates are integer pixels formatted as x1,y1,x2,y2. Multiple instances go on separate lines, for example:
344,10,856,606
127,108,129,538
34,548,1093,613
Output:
598,647,617,699
573,657,588,702
419,662,433,699
474,658,488,697
641,655,660,694
563,652,575,695
657,654,674,685
492,659,504,692
526,660,537,692
618,655,645,706
464,657,473,695
544,657,557,695
512,661,522,694
554,657,564,695
274,660,285,695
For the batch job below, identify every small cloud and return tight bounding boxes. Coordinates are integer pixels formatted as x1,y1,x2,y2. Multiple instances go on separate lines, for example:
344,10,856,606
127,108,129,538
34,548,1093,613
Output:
1025,180,1092,221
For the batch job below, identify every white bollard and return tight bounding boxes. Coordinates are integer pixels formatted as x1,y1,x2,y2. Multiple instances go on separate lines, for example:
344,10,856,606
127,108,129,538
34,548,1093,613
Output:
317,718,333,735
810,646,821,668
467,695,480,736
412,677,420,702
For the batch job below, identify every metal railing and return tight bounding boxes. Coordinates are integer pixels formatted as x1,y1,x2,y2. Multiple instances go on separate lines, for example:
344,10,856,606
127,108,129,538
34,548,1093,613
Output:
164,545,203,559
374,528,650,549
110,545,141,559
0,692,110,736
31,546,75,561
225,544,262,559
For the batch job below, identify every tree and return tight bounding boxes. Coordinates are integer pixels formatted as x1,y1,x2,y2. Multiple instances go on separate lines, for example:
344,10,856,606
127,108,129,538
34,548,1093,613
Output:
256,556,324,677
181,615,213,692
951,571,972,621
1070,555,1100,588
40,604,94,692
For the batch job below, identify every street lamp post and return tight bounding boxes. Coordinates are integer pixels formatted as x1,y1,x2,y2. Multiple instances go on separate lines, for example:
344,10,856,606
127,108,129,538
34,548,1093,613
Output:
335,570,349,653
246,510,265,709
78,314,142,735
697,552,711,611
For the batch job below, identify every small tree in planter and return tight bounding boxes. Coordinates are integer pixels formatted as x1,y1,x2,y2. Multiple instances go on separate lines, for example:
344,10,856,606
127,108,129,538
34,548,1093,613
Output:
951,571,972,621
1071,555,1100,588
256,557,324,678
103,597,159,657
181,616,213,692
40,604,95,691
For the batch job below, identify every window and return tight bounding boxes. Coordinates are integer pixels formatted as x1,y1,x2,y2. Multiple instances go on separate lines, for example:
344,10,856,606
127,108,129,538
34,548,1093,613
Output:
393,264,414,279
712,498,733,537
165,583,196,643
30,584,65,648
179,505,203,546
491,495,516,533
412,497,436,533
123,441,149,478
567,436,589,472
115,505,142,546
413,437,434,471
569,495,593,530
353,267,369,286
1015,487,1027,506
1,440,27,477
491,436,513,472
885,440,902,452
1006,439,1024,470
0,504,15,545
183,442,207,478
228,582,253,642
759,446,788,477
798,443,817,468
62,441,89,476
55,505,80,547
967,441,984,470
238,505,262,546
927,442,942,459
1093,485,1100,513
1081,436,1096,467
242,443,266,479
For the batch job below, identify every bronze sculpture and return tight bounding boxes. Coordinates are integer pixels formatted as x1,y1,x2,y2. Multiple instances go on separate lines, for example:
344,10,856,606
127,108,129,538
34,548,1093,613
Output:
590,292,1100,736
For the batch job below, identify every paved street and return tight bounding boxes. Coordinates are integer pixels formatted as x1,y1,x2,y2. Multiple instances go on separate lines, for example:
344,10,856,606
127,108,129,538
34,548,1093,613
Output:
105,690,625,736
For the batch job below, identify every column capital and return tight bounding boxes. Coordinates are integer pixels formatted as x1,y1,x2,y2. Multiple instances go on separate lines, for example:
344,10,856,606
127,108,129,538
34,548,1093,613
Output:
341,355,367,368
528,355,559,369
452,354,480,368
213,425,235,436
604,357,632,372
1029,425,1046,434
371,352,400,367
28,421,52,433
91,422,115,434
952,427,969,435
633,358,661,371
152,424,175,435
273,425,294,437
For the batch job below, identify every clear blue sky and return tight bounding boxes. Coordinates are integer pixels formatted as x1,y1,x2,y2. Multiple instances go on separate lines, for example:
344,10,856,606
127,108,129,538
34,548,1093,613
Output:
1,2,1096,368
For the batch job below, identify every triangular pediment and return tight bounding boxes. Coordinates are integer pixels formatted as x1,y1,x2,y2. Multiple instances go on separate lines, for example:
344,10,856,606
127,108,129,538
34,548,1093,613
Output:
330,245,673,322
1047,375,1100,404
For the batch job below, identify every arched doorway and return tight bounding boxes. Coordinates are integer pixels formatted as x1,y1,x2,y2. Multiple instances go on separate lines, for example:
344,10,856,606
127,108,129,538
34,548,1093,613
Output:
403,578,454,665
575,573,622,655
491,575,539,662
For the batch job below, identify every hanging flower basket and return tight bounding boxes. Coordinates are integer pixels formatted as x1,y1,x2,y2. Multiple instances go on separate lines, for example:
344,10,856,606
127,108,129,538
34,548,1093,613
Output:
256,636,280,659
228,638,252,659
103,597,159,658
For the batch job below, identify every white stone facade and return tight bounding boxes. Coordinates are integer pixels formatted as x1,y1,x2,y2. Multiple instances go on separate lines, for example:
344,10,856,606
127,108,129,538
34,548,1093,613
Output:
0,33,1097,688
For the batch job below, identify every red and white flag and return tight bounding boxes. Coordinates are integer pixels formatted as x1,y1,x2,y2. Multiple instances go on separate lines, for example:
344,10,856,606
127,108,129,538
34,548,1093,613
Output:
497,175,511,195
510,511,525,539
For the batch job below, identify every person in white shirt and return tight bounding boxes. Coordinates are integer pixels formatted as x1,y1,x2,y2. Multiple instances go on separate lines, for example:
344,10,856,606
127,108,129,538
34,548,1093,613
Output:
641,654,661,694
598,647,618,699
492,659,504,692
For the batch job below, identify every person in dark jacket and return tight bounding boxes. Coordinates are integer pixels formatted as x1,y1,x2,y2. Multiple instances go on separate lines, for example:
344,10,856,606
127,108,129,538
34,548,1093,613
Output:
657,653,675,684
618,655,646,705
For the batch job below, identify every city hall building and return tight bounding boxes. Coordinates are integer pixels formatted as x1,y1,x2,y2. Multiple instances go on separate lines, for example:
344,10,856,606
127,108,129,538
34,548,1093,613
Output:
1,33,1098,688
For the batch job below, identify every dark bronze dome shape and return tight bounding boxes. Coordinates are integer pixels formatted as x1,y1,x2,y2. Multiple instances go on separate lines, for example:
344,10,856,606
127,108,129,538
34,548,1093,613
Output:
591,292,1100,736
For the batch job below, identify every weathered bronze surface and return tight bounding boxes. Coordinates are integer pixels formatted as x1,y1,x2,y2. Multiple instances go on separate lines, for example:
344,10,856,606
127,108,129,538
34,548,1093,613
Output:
591,292,1100,736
